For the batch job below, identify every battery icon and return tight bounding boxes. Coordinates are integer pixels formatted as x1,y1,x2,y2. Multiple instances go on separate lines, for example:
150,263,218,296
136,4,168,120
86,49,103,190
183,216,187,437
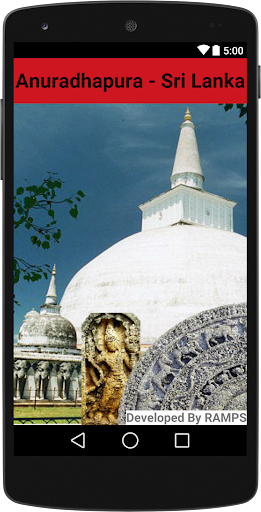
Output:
212,45,220,56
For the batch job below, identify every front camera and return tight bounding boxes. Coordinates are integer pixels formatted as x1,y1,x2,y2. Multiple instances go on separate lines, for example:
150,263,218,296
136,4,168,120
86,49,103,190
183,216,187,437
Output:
41,22,49,31
125,20,138,32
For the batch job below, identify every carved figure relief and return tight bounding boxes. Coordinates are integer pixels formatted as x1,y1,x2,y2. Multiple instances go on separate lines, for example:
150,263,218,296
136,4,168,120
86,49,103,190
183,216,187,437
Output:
35,361,51,400
82,313,140,425
13,360,29,399
57,362,73,400
118,304,247,423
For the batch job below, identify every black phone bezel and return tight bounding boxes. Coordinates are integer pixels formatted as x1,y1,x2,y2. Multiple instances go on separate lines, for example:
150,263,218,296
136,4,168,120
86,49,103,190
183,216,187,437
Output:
3,2,258,509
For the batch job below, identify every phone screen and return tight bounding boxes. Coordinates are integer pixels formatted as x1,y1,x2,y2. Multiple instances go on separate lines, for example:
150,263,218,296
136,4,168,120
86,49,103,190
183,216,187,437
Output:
13,41,247,456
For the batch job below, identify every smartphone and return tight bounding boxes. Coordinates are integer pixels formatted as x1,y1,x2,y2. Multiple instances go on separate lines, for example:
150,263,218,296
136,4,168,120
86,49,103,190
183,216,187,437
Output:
3,2,258,509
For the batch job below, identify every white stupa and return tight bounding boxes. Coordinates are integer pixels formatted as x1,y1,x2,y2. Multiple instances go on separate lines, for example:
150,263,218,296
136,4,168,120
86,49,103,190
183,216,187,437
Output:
60,108,246,349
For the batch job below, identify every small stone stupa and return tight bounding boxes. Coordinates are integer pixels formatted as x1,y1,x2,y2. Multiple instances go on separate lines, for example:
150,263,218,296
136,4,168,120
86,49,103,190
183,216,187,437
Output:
19,264,77,349
14,265,81,402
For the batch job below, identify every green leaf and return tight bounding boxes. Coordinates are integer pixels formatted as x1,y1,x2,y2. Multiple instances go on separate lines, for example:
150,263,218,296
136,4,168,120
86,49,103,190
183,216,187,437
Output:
46,179,56,189
48,209,55,219
24,196,36,209
77,190,85,198
31,272,42,282
41,241,50,249
239,106,247,118
54,180,62,189
31,236,38,245
26,185,38,193
14,268,20,284
53,229,61,241
70,205,78,219
16,187,24,195
37,185,48,195
224,104,233,111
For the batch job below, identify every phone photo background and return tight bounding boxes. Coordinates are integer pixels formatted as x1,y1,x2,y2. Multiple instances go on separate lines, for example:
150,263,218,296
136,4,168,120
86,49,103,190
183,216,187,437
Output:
13,103,247,425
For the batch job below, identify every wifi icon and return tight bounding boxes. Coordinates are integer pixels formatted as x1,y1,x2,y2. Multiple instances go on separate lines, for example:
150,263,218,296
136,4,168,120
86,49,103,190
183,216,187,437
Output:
197,44,210,55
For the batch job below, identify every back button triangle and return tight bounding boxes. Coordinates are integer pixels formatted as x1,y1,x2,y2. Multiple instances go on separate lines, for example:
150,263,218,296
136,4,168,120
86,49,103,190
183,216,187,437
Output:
71,432,85,449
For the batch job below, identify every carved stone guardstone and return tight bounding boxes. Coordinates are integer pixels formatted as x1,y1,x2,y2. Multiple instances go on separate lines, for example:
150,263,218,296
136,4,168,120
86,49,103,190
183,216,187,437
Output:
82,313,140,425
118,304,247,423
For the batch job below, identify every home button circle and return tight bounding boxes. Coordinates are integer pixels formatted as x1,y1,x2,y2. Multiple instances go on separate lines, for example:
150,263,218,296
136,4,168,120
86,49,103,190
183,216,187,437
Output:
122,432,139,449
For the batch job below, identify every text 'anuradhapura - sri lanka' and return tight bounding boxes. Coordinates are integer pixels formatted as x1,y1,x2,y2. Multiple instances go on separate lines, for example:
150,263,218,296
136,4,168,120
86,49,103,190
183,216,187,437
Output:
15,72,245,93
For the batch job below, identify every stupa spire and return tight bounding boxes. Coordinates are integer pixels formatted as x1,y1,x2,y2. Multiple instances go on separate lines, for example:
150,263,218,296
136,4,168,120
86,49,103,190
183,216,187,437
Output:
45,264,57,305
139,109,236,233
40,263,61,315
184,106,192,121
170,107,205,190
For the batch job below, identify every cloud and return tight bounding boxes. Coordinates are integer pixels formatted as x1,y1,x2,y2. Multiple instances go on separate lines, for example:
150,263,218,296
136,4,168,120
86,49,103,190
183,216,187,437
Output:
217,172,247,190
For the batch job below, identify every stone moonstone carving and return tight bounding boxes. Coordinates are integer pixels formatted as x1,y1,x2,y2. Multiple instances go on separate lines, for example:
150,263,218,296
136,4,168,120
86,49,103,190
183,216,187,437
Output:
118,304,247,423
82,313,140,425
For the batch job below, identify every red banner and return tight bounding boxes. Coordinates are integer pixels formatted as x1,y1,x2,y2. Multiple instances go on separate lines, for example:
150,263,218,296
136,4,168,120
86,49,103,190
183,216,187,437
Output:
14,58,247,103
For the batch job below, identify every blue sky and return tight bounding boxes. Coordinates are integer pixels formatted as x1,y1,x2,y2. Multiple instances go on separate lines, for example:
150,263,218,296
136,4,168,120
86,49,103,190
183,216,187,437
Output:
14,103,247,337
